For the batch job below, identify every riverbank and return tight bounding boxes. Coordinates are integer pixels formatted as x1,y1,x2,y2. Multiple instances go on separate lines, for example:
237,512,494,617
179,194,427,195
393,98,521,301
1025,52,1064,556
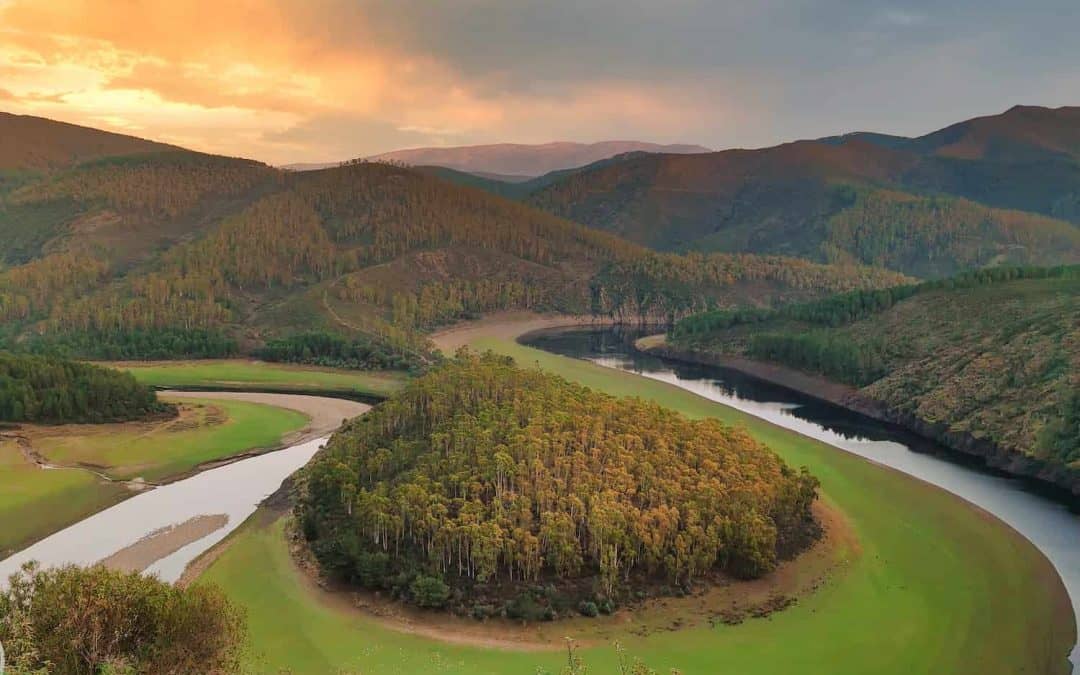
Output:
639,335,1080,501
200,311,1075,674
0,392,366,560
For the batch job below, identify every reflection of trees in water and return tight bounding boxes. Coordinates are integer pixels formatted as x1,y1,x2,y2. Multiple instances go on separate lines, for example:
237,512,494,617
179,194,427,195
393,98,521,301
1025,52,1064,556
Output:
527,327,1007,472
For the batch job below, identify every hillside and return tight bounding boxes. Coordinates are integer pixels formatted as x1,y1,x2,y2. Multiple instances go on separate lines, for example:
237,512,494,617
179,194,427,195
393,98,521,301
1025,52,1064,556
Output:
297,352,819,616
526,106,1080,277
0,127,905,362
0,112,178,172
668,266,1080,493
367,140,711,176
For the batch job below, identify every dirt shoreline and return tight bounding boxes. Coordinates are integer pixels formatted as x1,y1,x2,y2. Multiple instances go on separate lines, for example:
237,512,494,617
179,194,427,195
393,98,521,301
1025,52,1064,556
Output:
431,311,614,353
638,336,1080,500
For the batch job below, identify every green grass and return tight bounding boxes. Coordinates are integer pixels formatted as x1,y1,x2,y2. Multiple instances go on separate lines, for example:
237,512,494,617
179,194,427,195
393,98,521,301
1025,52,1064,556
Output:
35,397,308,481
201,338,1076,674
0,397,308,556
113,359,407,398
0,439,126,557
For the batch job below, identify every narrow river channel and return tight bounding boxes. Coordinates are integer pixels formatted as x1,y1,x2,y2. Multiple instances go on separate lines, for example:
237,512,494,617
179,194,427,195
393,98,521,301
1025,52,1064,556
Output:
524,327,1080,670
0,437,327,584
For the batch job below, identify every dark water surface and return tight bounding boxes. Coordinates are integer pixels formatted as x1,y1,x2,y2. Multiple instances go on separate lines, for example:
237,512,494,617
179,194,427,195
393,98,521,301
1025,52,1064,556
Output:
525,327,1080,670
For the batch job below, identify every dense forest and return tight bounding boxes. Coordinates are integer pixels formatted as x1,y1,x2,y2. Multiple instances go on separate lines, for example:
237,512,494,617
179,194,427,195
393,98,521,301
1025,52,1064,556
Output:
0,352,166,423
668,265,1080,488
255,331,429,371
297,352,819,618
0,143,907,363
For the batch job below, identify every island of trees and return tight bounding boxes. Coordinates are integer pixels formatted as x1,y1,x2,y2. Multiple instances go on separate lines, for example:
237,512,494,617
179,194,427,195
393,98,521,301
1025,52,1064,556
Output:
297,351,819,620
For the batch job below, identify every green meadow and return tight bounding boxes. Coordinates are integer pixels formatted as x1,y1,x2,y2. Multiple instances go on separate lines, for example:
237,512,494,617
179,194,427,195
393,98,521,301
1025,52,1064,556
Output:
113,359,406,399
0,397,308,556
201,337,1076,674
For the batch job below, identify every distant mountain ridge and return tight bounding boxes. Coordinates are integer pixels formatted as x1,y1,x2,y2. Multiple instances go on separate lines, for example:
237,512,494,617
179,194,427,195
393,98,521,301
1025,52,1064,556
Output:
364,140,711,176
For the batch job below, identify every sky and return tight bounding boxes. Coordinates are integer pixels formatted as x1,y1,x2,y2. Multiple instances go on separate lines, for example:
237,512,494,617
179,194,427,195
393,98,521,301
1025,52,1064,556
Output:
1,0,1078,165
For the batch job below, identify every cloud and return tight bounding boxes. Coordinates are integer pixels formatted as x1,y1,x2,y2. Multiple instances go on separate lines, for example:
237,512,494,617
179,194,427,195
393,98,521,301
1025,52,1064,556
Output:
0,0,1077,163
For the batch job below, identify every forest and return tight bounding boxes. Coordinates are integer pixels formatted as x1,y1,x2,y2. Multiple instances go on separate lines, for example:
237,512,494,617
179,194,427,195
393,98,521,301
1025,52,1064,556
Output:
0,156,909,363
297,351,819,618
0,352,167,423
668,265,1080,484
255,331,430,371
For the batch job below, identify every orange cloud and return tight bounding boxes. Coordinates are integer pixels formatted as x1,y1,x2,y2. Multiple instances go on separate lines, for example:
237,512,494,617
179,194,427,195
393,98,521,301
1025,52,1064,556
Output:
0,0,727,163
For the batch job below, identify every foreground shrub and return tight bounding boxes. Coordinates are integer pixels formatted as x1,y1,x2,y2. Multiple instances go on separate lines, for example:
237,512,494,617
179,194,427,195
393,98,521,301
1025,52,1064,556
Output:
0,562,246,674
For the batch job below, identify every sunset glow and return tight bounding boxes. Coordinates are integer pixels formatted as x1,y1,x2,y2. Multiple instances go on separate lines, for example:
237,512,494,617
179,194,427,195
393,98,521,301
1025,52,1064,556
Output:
2,0,1077,163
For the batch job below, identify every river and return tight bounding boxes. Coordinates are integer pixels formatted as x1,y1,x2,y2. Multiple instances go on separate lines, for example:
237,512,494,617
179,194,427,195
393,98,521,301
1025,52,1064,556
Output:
524,327,1080,669
0,437,326,584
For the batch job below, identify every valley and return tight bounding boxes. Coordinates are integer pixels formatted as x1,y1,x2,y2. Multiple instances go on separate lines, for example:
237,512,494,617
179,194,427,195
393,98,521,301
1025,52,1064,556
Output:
1,103,1077,674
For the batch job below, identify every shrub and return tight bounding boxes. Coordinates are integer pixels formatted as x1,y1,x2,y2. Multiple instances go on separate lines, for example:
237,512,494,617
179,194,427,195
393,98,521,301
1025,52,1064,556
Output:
410,575,450,608
0,562,246,675
578,600,599,617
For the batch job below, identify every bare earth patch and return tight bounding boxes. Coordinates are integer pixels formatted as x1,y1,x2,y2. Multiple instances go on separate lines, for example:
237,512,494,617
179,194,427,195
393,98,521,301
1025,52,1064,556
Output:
431,311,611,353
99,514,229,573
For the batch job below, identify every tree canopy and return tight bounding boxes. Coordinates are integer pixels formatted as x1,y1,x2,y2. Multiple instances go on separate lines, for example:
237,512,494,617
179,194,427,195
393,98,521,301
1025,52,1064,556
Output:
297,352,819,615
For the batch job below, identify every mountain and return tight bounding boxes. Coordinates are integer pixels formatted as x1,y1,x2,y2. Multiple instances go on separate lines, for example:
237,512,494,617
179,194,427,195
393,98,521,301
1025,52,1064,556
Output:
0,121,904,362
366,140,711,176
666,265,1080,494
526,106,1080,277
0,112,178,172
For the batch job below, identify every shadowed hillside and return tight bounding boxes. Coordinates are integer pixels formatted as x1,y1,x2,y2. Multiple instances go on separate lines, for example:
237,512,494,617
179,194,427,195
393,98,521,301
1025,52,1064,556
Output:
670,265,1080,493
526,106,1080,276
0,112,178,172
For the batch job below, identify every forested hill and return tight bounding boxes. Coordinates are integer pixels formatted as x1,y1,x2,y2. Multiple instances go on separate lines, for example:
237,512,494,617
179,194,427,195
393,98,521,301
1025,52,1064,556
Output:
524,106,1080,277
0,112,179,172
669,265,1080,493
297,352,819,616
0,128,908,361
0,352,166,423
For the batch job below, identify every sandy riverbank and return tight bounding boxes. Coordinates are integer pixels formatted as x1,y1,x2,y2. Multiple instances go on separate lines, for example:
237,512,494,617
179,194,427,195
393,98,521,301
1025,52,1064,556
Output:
431,311,612,353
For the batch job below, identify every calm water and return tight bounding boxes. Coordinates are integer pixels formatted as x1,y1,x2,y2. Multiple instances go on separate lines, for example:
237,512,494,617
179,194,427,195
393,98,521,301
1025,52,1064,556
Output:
0,437,326,584
526,327,1080,669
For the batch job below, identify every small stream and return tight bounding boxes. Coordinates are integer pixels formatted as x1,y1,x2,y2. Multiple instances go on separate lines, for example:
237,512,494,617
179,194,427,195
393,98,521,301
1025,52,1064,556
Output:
524,327,1080,669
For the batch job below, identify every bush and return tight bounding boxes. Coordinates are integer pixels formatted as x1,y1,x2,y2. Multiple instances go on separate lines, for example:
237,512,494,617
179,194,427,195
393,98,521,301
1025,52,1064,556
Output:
578,600,599,617
410,575,450,608
505,593,546,621
0,562,246,675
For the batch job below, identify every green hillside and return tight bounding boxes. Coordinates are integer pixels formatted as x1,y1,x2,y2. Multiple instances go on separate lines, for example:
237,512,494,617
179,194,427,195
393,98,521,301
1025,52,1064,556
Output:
524,106,1080,276
670,266,1080,491
0,119,906,363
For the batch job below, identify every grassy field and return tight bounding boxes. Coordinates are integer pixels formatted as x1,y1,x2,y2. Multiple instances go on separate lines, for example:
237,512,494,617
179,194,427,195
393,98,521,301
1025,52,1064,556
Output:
32,397,308,481
201,337,1076,675
112,360,407,399
0,397,308,556
0,438,126,558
